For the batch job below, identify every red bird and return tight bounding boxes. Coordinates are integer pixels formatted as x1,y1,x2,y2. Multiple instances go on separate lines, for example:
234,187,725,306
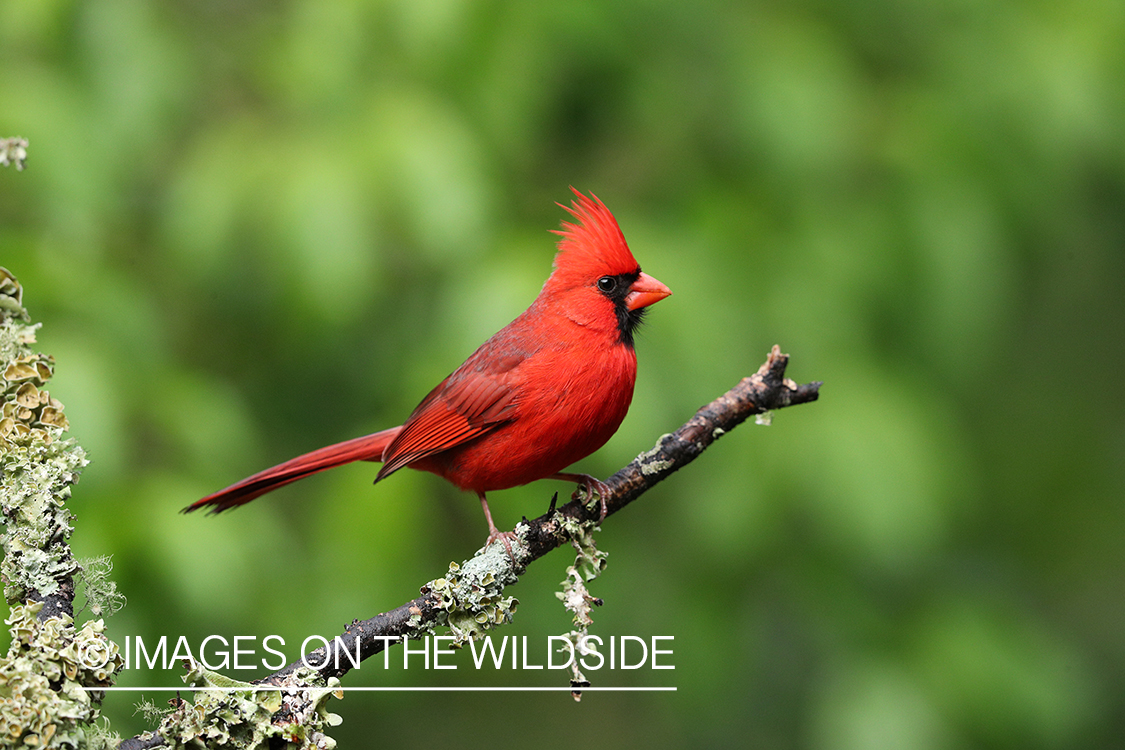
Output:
185,189,671,558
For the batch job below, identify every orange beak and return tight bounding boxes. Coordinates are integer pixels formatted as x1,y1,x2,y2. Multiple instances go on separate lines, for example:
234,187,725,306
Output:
624,272,672,311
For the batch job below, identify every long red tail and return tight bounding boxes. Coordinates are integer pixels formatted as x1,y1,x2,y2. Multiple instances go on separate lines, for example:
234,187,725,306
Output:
183,427,402,514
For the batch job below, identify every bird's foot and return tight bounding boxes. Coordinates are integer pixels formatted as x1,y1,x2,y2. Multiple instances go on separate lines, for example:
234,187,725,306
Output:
551,472,610,522
478,492,518,565
586,477,610,523
485,527,519,566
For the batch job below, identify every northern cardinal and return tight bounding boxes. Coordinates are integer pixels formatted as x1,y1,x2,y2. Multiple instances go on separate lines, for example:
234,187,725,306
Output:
185,189,671,559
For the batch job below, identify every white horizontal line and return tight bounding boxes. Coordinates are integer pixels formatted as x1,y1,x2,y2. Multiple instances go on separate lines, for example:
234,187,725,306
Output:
87,686,675,692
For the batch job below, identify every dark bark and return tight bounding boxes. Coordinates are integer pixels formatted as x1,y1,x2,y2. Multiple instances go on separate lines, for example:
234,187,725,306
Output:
28,575,75,620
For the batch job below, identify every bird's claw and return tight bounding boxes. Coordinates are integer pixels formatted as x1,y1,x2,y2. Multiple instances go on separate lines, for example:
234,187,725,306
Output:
486,528,519,566
581,477,610,522
548,472,611,522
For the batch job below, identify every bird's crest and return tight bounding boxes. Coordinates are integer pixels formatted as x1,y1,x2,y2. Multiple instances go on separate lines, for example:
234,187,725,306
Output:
549,188,640,281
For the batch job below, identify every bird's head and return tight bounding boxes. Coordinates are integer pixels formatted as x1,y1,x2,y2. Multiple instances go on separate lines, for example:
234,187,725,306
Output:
543,188,671,346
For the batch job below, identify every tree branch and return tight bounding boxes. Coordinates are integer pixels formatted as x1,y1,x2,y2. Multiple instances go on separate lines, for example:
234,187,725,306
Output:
265,345,819,684
126,346,820,748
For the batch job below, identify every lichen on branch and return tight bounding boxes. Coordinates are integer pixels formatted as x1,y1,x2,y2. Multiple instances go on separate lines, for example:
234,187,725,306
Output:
1,267,85,614
1,267,124,749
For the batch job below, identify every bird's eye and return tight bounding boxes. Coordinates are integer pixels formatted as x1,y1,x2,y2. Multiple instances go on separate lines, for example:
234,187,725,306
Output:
597,276,617,293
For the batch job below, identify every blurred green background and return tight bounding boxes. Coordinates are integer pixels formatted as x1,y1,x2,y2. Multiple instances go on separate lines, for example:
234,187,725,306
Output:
3,0,1124,747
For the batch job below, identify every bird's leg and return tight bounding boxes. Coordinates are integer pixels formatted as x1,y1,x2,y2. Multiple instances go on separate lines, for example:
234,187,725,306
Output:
550,473,610,522
478,492,517,564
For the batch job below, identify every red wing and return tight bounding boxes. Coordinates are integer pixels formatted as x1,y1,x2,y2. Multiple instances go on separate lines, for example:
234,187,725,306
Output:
376,359,521,480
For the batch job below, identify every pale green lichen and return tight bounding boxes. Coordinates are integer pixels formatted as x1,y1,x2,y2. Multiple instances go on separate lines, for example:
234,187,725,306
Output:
556,514,607,587
637,434,675,461
75,555,127,619
2,268,87,606
151,661,342,749
0,429,86,603
134,696,171,725
554,513,608,698
422,537,521,645
0,602,123,749
637,433,677,476
0,269,124,748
